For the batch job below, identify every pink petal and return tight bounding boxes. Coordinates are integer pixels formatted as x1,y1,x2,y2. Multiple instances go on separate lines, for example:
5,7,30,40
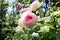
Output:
19,8,32,14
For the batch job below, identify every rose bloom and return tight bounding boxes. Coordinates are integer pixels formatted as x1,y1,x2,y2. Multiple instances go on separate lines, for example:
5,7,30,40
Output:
19,8,32,15
30,1,41,11
16,3,22,9
18,11,37,28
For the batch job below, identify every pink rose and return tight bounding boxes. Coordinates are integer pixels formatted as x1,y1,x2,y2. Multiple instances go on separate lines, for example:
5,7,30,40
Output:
18,11,37,28
19,8,32,15
16,3,22,9
30,1,41,11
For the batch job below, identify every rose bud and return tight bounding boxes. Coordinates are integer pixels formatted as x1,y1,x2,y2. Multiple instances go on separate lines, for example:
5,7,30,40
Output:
19,8,32,15
15,26,24,33
16,3,22,9
30,1,41,11
15,26,21,33
56,0,60,3
18,11,37,28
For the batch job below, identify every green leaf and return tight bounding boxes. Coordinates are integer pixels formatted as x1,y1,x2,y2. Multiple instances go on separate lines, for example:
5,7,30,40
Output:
56,31,60,40
57,18,60,26
13,33,21,40
49,29,56,39
13,33,28,40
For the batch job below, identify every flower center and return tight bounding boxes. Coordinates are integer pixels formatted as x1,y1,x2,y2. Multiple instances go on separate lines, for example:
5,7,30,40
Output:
26,15,32,22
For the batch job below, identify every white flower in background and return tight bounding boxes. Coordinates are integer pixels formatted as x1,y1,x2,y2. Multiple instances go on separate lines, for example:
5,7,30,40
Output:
4,0,16,3
7,6,13,15
11,0,16,2
45,16,51,22
41,2,46,7
40,26,49,32
54,11,60,15
32,32,39,37
41,8,45,12
51,10,60,16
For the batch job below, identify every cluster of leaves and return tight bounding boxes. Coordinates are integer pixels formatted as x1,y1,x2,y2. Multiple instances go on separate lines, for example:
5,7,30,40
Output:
0,0,19,40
